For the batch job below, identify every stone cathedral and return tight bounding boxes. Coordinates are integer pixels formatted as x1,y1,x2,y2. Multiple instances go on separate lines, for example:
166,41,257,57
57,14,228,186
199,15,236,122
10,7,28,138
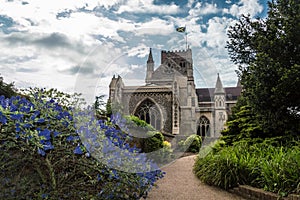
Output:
108,48,241,138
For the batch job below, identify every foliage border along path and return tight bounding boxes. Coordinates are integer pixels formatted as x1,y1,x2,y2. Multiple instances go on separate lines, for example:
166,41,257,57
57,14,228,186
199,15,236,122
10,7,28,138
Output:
145,155,245,200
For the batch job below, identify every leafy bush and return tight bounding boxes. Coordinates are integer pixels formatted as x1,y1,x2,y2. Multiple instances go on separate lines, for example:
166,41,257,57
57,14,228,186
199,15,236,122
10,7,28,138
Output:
194,139,300,196
143,131,164,153
123,116,164,153
152,141,174,164
178,134,202,153
0,89,165,199
126,115,155,130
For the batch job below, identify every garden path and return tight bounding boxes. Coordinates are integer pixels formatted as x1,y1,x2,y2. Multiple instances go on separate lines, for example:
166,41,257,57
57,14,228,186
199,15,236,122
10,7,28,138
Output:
145,155,245,200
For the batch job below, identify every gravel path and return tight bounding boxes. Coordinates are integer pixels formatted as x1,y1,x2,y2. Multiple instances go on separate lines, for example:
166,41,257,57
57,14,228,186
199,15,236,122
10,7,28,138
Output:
145,155,245,200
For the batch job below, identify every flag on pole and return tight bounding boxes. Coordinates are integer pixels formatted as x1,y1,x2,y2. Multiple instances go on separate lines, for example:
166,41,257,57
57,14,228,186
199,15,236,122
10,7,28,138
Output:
176,26,186,33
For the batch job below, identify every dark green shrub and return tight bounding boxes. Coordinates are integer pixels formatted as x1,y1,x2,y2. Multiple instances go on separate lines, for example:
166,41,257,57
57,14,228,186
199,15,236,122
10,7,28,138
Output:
194,142,254,189
194,139,300,195
123,116,164,153
178,134,202,153
0,76,16,98
143,131,164,153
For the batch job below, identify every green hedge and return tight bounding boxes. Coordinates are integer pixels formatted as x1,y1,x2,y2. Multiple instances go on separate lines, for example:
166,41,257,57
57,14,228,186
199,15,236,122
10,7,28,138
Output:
194,139,300,196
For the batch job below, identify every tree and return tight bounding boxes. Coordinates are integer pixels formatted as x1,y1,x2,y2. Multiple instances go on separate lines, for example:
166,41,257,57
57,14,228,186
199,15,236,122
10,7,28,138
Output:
222,96,263,145
0,75,16,98
226,0,300,137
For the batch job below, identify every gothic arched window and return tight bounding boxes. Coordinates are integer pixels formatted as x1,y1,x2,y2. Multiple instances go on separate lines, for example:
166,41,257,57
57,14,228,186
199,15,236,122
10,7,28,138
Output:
197,116,210,137
135,99,161,130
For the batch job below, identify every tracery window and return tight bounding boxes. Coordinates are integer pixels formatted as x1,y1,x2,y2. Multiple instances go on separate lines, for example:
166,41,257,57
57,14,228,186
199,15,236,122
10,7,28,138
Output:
135,99,161,130
197,116,210,137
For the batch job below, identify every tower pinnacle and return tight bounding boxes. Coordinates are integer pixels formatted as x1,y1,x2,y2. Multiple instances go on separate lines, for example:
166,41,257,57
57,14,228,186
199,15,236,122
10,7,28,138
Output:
146,48,154,84
214,73,225,94
147,48,154,64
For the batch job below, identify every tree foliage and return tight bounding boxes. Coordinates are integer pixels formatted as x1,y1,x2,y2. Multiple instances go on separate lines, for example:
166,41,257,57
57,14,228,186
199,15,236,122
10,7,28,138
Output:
0,75,16,98
226,0,300,137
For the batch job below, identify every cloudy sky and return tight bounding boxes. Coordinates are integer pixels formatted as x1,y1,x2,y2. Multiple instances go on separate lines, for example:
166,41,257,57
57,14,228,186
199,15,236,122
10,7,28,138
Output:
0,0,268,104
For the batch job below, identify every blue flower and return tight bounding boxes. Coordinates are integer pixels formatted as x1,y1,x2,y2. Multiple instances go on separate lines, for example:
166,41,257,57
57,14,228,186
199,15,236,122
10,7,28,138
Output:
15,123,21,132
0,111,7,124
97,174,102,181
36,118,45,123
10,113,23,121
20,106,30,113
66,135,74,141
9,104,17,112
39,129,51,140
23,123,32,128
74,145,83,155
30,110,40,120
111,169,119,180
41,193,48,199
42,141,54,151
62,121,69,127
38,148,46,156
66,135,80,142
53,131,60,137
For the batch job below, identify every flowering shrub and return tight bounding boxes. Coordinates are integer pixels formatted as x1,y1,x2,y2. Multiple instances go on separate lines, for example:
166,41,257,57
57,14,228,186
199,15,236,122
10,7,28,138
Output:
163,141,171,148
154,140,174,164
0,88,164,199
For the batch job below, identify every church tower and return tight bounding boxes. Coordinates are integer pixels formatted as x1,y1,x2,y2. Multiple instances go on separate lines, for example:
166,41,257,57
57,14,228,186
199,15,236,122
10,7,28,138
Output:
214,73,226,136
146,48,154,84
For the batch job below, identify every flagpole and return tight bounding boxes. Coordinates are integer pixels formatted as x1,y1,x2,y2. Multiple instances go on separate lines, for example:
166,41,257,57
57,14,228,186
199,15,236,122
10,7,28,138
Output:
185,25,187,50
185,32,187,50
176,26,188,50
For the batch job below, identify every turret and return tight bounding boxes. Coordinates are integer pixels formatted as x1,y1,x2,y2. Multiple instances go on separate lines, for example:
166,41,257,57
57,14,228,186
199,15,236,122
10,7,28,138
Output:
146,48,154,84
214,73,225,95
214,73,226,136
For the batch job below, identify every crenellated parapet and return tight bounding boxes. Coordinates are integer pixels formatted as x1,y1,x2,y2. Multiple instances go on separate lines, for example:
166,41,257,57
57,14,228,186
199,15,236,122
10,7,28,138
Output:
161,48,192,64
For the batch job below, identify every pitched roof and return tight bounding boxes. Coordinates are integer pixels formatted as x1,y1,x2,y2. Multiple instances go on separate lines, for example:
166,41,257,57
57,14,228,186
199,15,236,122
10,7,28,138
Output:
224,87,242,100
196,88,214,102
196,86,242,102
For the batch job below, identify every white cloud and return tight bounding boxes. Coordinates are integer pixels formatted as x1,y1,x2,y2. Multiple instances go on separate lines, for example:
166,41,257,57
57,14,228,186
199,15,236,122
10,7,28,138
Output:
187,0,195,8
0,0,267,103
0,0,131,43
189,2,220,16
116,0,180,14
226,0,263,17
127,44,149,58
134,18,174,36
205,17,229,49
